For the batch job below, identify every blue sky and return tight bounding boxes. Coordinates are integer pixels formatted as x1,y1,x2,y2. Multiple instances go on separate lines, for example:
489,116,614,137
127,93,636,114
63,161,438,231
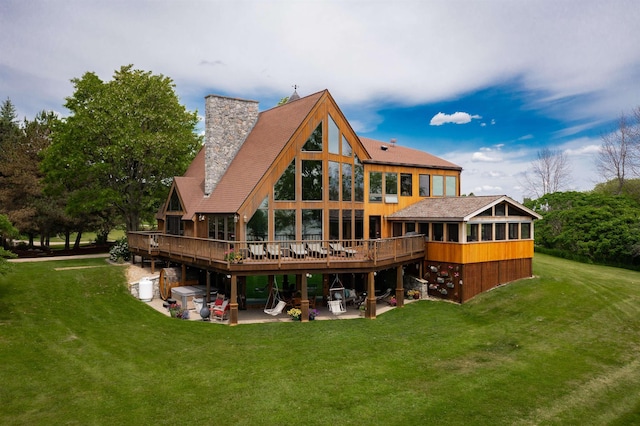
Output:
2,0,639,201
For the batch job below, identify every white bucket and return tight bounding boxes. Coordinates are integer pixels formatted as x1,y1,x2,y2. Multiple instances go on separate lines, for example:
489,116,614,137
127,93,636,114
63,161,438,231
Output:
193,298,204,313
139,278,153,302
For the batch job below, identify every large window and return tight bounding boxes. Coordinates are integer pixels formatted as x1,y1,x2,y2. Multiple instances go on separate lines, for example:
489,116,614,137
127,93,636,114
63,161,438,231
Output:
274,159,295,201
329,209,340,240
433,175,444,196
467,223,478,242
369,172,382,202
328,161,340,201
495,223,506,240
302,123,323,151
328,115,339,154
274,209,295,240
342,209,352,239
509,223,519,239
354,156,364,202
447,223,459,242
419,174,430,197
385,173,398,203
342,136,352,157
342,163,352,201
521,223,531,239
247,197,268,241
302,160,323,200
302,209,322,240
433,223,444,241
401,173,412,196
167,190,182,211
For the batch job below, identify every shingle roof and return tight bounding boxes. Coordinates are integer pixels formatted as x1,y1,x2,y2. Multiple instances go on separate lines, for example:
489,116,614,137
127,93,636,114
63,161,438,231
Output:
388,195,541,221
196,90,325,214
360,137,461,170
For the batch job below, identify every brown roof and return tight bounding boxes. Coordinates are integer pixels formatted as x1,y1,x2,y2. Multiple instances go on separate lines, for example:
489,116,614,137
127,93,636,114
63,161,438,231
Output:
360,137,461,170
388,195,541,221
196,90,325,214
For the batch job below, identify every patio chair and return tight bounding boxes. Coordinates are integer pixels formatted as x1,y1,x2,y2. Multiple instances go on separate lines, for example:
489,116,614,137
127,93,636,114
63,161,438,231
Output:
328,275,347,315
330,242,357,257
212,294,230,321
264,279,286,316
249,243,265,259
266,243,280,259
328,299,346,315
307,242,329,258
289,243,307,258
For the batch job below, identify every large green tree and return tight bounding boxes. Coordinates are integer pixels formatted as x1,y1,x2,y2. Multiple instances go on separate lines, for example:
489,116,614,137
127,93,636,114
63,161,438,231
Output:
0,214,18,275
43,65,201,232
527,191,640,265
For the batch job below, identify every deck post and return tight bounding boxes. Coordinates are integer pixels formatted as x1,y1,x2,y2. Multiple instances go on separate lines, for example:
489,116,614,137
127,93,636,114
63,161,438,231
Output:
229,274,238,326
396,266,404,308
300,273,309,322
366,271,376,319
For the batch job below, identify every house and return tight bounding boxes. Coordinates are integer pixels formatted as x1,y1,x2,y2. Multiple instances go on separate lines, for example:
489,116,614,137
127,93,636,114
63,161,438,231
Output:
128,89,541,325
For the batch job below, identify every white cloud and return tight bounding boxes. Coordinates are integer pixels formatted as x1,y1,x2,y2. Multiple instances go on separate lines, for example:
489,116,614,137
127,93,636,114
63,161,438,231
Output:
430,112,482,126
472,151,502,162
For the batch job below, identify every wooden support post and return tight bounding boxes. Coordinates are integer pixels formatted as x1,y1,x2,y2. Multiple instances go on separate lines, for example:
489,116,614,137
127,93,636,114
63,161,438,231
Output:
396,265,404,308
206,271,211,303
300,273,309,322
230,275,238,326
181,264,186,286
366,271,376,319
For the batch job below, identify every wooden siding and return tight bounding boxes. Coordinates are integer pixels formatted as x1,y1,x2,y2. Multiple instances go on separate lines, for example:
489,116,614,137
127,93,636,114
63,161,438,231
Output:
460,258,533,302
426,240,534,264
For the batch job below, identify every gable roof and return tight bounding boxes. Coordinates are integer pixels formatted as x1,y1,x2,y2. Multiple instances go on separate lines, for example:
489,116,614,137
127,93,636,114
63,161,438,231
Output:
388,195,542,221
360,137,461,170
196,90,325,214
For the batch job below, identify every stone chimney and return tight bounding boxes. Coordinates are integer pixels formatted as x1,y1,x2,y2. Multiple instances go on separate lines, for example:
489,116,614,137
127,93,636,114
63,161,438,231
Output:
204,94,259,196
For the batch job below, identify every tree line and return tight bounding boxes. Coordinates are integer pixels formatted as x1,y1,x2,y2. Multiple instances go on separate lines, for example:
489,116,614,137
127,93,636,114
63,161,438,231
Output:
0,65,201,252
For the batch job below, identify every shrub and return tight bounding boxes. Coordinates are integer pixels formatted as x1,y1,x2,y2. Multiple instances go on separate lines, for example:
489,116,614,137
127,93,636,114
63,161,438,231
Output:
109,237,130,262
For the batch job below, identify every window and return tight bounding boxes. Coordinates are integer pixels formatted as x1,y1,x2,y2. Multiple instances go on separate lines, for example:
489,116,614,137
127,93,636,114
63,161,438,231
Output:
342,209,352,239
481,224,493,241
342,163,352,201
467,223,479,242
167,190,182,211
393,222,402,237
354,156,364,202
419,174,430,197
355,210,364,239
302,209,322,240
369,172,382,202
447,223,459,242
329,209,340,240
342,136,352,157
495,203,506,216
247,197,268,241
167,215,183,235
509,223,519,239
302,123,323,151
328,161,340,201
418,222,429,238
405,222,415,233
521,223,531,239
385,173,398,203
433,175,444,196
401,173,412,196
302,160,323,200
433,223,444,241
495,223,506,240
274,209,295,240
328,115,339,154
274,159,295,200
445,176,457,196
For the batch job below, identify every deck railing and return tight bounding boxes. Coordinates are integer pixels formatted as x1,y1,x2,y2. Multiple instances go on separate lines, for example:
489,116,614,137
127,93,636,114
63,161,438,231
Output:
127,232,425,267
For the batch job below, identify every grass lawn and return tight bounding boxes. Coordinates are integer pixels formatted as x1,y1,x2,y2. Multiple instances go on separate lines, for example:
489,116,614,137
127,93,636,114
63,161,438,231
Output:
1,253,639,425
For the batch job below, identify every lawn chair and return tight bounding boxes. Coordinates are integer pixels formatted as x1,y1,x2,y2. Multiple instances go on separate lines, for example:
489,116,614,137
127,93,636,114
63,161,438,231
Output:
307,242,329,258
330,242,357,257
289,243,307,258
266,243,280,259
249,243,265,259
375,288,393,303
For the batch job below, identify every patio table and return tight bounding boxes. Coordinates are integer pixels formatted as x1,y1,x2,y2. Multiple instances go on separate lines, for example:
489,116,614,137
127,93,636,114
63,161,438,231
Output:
171,286,205,310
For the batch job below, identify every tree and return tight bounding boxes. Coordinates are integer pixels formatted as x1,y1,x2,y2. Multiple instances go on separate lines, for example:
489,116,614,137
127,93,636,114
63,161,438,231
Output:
0,109,58,246
43,65,202,232
595,109,640,194
521,148,572,199
0,214,18,275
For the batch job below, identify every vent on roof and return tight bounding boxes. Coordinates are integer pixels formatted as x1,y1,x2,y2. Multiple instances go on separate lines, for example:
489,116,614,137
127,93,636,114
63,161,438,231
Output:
381,145,388,151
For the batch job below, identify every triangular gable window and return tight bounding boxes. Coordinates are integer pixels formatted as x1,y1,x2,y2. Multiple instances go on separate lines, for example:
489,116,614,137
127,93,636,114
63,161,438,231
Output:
167,189,183,212
302,122,323,151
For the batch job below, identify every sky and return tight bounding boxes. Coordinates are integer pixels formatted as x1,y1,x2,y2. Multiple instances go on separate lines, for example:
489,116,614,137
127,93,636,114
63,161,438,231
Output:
2,0,639,202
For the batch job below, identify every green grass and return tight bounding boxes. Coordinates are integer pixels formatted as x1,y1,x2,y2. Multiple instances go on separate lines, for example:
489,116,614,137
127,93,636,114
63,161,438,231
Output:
1,253,640,425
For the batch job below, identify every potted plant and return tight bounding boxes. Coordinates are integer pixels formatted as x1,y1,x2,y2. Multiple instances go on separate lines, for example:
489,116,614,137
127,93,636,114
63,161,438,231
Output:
287,308,302,321
309,309,319,320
